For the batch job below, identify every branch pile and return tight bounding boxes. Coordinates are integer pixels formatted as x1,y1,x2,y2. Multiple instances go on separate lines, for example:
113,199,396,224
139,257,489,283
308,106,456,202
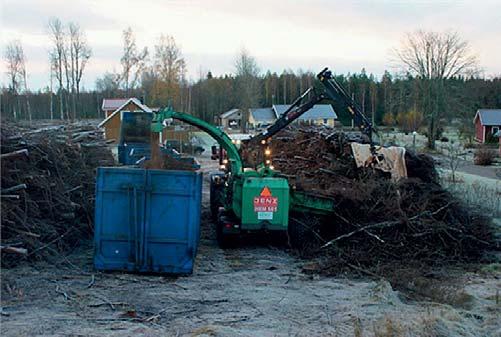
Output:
1,121,115,266
268,126,497,272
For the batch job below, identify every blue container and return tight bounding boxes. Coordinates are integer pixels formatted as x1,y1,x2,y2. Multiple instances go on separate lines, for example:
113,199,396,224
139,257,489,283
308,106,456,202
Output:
94,167,202,274
117,143,151,165
117,111,152,165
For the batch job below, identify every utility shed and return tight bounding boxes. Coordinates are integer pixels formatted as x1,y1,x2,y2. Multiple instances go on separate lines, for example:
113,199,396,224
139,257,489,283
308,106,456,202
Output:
219,109,243,130
98,98,153,143
474,109,501,143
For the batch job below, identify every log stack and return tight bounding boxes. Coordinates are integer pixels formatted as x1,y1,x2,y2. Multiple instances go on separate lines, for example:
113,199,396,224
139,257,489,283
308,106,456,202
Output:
1,120,115,266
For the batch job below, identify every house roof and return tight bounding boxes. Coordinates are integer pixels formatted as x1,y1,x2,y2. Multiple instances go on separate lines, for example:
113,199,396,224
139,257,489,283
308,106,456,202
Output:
220,109,240,119
273,104,337,120
250,108,276,122
102,98,130,111
475,109,501,126
98,98,153,128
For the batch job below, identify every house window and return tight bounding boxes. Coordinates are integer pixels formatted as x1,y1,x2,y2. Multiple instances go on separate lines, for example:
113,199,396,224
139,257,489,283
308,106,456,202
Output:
323,118,328,124
492,126,499,135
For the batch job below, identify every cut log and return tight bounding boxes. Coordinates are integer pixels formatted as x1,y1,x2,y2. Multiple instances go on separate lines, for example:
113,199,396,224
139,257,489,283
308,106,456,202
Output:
1,184,27,194
0,149,28,159
0,194,20,199
64,185,83,194
72,131,94,142
0,246,28,255
294,155,315,162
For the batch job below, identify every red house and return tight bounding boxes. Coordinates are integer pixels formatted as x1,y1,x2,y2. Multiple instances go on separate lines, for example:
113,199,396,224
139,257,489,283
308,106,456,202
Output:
473,109,501,143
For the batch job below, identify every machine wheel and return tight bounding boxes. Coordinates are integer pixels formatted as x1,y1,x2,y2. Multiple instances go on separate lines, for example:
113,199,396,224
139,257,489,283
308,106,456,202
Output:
210,173,224,221
216,212,237,249
288,214,320,250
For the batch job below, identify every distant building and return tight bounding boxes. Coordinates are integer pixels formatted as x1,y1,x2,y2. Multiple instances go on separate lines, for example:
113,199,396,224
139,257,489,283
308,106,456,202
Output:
248,108,276,128
98,98,153,142
101,98,130,117
474,109,501,143
249,104,337,128
219,109,243,130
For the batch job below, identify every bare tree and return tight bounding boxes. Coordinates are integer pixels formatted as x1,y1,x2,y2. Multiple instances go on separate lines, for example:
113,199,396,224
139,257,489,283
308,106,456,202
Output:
62,32,72,119
152,34,186,105
19,49,31,122
49,65,54,120
95,72,121,117
120,27,148,94
235,48,260,132
95,72,121,94
48,18,67,119
394,30,478,149
445,141,465,183
68,22,92,118
4,40,30,121
154,35,185,85
4,40,23,119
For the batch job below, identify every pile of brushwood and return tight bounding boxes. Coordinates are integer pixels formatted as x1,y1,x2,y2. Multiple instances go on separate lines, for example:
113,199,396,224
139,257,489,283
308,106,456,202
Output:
267,126,498,274
1,120,115,266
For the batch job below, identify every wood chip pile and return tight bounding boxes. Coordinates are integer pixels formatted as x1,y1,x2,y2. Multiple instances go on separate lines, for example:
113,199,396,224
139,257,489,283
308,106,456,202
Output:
1,121,115,266
268,126,498,272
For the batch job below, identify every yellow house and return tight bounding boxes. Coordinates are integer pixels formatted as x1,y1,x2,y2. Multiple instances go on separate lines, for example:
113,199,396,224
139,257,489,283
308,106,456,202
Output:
248,108,276,128
248,104,337,128
272,104,337,126
98,98,153,143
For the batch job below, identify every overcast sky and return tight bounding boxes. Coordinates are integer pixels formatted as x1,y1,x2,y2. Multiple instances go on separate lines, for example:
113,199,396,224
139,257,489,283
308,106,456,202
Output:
1,0,500,90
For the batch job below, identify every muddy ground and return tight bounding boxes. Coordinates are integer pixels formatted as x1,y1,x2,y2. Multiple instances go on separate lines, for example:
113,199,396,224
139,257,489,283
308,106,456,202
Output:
1,158,500,337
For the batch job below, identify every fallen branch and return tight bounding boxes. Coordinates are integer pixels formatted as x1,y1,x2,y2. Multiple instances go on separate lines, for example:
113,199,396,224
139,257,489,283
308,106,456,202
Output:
294,155,315,162
0,245,28,255
321,220,401,248
1,184,27,194
55,284,73,301
88,302,128,309
0,195,20,199
0,149,28,159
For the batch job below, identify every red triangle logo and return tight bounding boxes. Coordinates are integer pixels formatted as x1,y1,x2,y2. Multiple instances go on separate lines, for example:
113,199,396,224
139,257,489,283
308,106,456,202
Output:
260,186,272,197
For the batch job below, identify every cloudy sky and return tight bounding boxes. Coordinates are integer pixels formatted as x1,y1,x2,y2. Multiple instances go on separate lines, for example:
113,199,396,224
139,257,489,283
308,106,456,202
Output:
1,0,500,90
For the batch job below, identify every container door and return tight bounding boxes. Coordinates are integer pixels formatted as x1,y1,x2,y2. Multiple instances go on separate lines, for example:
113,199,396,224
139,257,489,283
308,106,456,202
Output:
142,170,199,273
94,168,147,271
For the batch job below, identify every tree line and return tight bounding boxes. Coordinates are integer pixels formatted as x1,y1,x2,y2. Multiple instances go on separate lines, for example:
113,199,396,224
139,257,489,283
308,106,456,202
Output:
2,25,500,148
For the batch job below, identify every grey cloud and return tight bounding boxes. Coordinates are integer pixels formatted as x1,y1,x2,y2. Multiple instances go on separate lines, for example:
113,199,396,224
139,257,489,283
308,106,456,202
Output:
1,0,120,33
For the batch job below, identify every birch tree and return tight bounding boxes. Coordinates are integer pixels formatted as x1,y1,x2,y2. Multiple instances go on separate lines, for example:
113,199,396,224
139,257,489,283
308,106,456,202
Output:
4,40,30,121
4,40,23,119
151,34,186,106
120,27,148,94
48,18,67,119
68,22,92,118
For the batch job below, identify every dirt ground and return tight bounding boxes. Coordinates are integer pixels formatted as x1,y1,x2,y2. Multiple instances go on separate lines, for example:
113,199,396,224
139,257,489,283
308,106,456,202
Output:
1,158,500,337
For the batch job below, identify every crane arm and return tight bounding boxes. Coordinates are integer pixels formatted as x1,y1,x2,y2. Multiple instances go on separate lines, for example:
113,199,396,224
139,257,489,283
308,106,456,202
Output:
317,68,376,150
152,107,243,174
247,67,378,153
246,87,324,146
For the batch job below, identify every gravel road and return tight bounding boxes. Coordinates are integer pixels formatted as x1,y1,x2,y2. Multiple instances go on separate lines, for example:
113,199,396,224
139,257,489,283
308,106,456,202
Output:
1,158,499,337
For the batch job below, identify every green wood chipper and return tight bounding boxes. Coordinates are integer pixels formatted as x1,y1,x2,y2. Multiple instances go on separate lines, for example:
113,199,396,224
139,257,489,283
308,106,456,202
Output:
150,68,382,248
